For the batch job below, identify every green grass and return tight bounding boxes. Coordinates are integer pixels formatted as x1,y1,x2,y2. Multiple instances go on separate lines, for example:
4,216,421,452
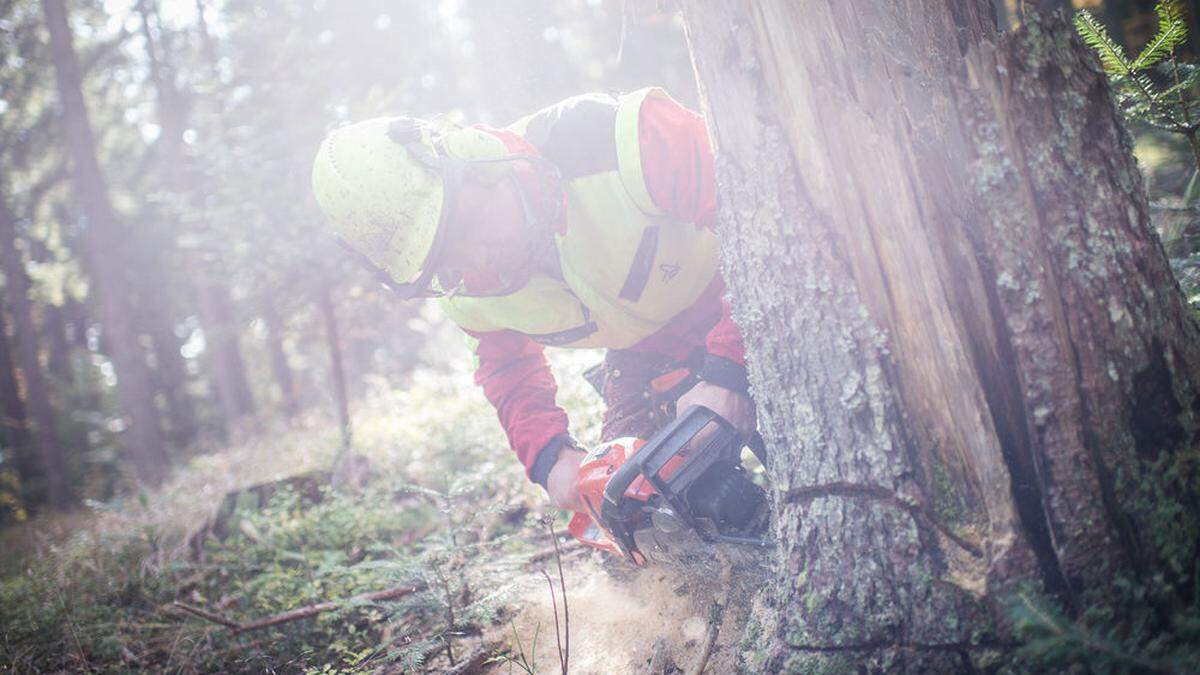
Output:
0,348,605,672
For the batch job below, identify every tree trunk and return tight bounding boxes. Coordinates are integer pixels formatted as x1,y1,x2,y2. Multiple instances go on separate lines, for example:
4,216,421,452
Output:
131,0,209,449
42,304,73,387
147,309,197,447
198,283,255,431
1036,0,1072,16
0,306,37,506
194,0,217,65
60,297,105,412
316,286,351,449
42,0,169,486
0,194,72,506
261,297,299,419
681,2,1200,670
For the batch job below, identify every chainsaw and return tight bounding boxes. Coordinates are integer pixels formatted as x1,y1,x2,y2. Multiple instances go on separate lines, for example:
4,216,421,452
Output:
567,405,772,566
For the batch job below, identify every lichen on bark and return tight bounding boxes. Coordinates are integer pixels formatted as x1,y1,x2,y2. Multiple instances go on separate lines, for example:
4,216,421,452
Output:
681,0,1200,670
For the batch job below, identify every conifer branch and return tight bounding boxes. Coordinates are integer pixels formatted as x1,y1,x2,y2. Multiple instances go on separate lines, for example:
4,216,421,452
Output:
1132,0,1188,71
1075,10,1134,76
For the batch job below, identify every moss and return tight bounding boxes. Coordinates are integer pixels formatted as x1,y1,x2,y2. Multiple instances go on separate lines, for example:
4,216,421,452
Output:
804,590,823,615
740,615,762,651
780,652,859,675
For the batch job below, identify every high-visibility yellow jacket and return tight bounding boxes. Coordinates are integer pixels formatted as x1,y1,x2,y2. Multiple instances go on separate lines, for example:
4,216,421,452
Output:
439,88,721,350
438,88,747,486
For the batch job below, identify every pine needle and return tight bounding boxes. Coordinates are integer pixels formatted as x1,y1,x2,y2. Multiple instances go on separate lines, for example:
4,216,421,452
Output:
1075,10,1134,76
1132,0,1187,71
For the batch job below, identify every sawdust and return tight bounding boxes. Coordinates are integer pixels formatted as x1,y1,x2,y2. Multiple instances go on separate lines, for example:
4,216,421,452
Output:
502,552,767,674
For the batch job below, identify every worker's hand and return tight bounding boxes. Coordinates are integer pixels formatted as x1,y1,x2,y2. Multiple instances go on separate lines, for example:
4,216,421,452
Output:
674,381,757,459
546,446,588,512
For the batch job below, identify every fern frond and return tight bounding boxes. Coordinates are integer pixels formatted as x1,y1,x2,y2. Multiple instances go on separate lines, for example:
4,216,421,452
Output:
1132,0,1188,71
1075,10,1135,76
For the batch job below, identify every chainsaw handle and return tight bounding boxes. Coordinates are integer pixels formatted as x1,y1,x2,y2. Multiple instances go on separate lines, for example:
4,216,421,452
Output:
600,405,722,510
597,406,764,564
599,406,723,560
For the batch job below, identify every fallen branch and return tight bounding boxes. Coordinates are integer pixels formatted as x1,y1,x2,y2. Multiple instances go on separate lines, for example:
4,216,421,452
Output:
685,601,723,675
687,562,733,675
172,602,241,629
172,584,422,635
527,540,585,565
441,640,502,675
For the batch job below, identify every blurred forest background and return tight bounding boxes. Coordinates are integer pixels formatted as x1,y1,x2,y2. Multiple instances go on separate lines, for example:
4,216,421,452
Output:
0,0,699,517
2,0,1200,671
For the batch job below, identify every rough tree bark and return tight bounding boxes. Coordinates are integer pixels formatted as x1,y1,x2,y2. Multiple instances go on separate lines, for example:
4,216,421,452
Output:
0,192,71,506
42,0,170,485
681,2,1200,670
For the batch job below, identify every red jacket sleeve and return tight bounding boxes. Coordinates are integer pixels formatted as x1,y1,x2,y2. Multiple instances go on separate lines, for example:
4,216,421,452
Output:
465,329,570,480
639,95,746,366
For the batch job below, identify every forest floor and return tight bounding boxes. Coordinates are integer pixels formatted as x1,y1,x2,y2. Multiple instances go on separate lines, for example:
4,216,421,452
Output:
0,350,763,673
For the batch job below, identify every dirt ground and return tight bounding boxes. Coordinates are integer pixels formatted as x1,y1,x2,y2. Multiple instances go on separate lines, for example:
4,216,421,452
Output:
490,546,770,674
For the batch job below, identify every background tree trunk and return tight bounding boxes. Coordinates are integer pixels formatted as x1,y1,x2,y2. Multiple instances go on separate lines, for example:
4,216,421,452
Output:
681,2,1200,670
42,0,169,486
198,283,255,432
1037,0,1073,15
0,194,71,506
261,297,299,419
146,308,196,447
317,286,351,449
0,307,37,507
42,304,73,388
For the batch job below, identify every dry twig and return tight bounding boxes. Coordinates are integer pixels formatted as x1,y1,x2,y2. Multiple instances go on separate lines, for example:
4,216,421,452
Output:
172,584,422,634
541,518,570,674
527,539,585,565
441,640,501,675
686,562,733,675
685,601,723,675
172,602,242,629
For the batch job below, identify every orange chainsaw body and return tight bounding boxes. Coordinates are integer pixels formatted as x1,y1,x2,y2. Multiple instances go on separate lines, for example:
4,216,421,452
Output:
567,437,691,565
564,406,770,566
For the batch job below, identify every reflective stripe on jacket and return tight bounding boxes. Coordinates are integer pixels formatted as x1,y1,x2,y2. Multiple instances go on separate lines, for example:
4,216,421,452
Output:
438,88,721,349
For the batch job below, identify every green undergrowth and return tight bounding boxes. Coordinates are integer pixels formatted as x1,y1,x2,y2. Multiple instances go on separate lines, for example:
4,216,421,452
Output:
1008,583,1200,674
0,348,604,672
1006,441,1200,673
